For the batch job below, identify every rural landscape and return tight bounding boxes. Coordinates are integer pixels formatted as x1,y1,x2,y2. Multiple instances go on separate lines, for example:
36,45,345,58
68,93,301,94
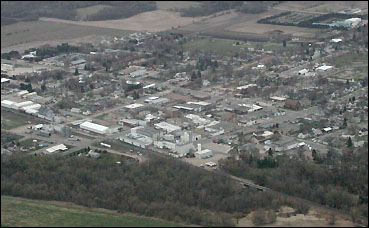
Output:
1,1,368,227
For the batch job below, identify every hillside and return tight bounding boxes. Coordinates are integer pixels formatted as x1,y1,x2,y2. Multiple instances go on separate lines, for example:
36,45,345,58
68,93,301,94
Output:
1,195,183,227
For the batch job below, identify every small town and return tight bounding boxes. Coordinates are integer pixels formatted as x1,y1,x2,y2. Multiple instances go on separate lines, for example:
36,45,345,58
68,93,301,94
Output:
1,1,368,227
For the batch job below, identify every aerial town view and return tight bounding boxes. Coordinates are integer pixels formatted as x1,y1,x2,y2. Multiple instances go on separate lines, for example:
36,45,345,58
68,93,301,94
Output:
1,1,368,227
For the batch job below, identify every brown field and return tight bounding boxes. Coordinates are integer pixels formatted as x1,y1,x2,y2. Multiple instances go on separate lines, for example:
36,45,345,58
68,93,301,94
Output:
1,20,133,51
40,10,208,33
174,9,320,40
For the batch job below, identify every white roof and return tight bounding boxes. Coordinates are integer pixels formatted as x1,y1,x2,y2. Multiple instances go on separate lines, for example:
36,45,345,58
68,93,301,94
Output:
22,104,41,110
1,78,10,83
270,96,286,101
331,38,342,43
1,100,15,105
186,101,211,106
80,121,109,132
46,144,68,153
18,90,29,96
316,65,333,71
237,84,257,90
173,105,194,111
298,69,309,74
14,101,33,107
154,122,181,133
196,149,212,155
323,127,332,131
125,103,144,109
261,131,274,137
143,83,155,89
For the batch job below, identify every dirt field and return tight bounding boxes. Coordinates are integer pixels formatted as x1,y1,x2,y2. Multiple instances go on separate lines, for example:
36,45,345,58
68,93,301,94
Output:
1,20,133,50
40,10,208,33
236,207,355,227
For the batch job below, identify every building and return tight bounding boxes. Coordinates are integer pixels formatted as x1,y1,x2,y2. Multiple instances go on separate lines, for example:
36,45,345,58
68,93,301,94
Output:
87,150,101,158
236,84,258,95
284,99,301,110
46,144,68,153
1,100,16,109
80,121,109,134
195,144,213,159
154,122,181,133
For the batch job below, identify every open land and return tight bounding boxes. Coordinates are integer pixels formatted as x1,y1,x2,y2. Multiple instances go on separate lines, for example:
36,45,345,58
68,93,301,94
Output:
39,10,209,33
1,195,182,227
1,20,134,51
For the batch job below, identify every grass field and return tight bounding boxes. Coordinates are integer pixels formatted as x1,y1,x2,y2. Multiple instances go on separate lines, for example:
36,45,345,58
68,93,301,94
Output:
156,1,201,10
331,52,368,68
19,138,43,152
183,37,299,55
96,113,108,120
1,195,182,227
1,113,26,130
183,37,244,55
1,20,134,48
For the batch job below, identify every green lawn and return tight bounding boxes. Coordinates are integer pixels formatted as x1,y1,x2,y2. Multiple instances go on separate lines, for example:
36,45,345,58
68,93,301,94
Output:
1,114,26,130
96,113,108,120
183,37,298,55
331,52,368,68
19,138,43,152
183,37,243,55
1,195,182,227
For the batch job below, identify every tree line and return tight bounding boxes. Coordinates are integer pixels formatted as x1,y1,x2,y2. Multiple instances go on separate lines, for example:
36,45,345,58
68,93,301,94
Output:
2,152,313,226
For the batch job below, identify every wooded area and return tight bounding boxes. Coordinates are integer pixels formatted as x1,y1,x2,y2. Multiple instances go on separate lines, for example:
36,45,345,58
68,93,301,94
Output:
0,153,305,226
219,146,368,221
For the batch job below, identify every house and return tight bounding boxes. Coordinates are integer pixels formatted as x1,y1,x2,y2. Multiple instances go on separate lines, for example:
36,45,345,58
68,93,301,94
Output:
87,150,101,158
284,99,301,110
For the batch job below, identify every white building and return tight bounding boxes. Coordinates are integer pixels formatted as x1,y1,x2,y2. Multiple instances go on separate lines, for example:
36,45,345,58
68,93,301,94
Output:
195,144,213,159
12,101,33,110
1,100,16,109
80,121,109,134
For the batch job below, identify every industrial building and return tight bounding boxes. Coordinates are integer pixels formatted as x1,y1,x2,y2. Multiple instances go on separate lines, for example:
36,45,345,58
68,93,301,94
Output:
195,144,213,159
80,121,109,134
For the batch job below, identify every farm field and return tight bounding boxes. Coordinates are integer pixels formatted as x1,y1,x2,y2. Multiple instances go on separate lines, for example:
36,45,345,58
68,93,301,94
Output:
1,20,134,49
39,10,208,33
1,195,183,227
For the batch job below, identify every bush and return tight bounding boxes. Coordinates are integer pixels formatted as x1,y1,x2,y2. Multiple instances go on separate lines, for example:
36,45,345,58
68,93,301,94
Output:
252,209,276,226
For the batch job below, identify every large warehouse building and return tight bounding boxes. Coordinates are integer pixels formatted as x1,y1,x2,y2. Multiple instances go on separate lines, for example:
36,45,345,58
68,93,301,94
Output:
80,121,109,134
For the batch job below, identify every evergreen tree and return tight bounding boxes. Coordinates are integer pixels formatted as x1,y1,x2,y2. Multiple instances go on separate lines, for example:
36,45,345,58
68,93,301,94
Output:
268,148,273,157
41,83,46,93
347,137,353,147
74,68,79,75
283,40,287,47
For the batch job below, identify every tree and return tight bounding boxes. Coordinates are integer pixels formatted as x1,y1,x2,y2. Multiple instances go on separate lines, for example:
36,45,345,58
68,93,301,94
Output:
312,149,317,161
25,77,31,83
268,148,273,157
191,71,196,81
343,118,348,127
41,83,46,93
197,70,201,78
347,137,353,147
283,40,287,47
74,68,79,75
